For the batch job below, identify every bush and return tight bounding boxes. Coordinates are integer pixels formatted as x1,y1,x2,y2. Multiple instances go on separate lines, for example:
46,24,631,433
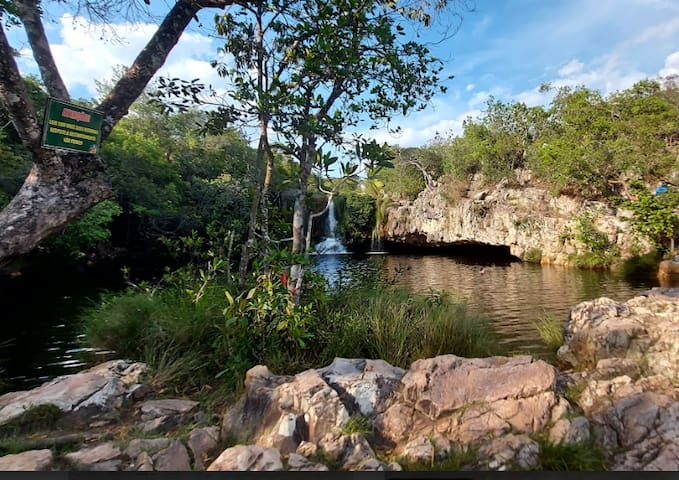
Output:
82,259,500,403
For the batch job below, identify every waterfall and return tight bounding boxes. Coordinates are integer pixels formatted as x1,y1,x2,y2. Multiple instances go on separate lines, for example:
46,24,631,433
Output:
314,198,347,254
369,228,385,253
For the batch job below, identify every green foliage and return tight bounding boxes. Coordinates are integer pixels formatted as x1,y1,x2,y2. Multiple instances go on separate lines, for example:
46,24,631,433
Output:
342,414,373,438
324,282,500,369
535,438,608,471
624,181,679,248
0,404,64,438
336,193,376,249
524,248,543,263
568,211,619,269
534,313,564,354
47,201,122,257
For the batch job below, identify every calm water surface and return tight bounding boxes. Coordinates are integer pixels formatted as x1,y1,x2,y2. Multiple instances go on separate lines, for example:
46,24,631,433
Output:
313,254,660,357
0,253,663,392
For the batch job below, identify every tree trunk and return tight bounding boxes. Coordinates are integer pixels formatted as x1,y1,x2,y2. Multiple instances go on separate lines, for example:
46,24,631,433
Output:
0,159,113,264
0,0,243,266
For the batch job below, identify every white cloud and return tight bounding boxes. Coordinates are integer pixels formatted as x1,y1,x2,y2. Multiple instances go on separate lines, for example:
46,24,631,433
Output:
21,14,222,100
465,83,476,91
660,50,679,76
557,59,584,77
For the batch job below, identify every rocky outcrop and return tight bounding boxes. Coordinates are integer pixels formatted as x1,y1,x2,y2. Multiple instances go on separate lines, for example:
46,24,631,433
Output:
558,288,679,470
0,360,147,427
218,355,581,471
381,173,648,265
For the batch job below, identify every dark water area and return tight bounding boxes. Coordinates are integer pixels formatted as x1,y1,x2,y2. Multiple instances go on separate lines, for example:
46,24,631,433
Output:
313,253,660,358
0,259,126,393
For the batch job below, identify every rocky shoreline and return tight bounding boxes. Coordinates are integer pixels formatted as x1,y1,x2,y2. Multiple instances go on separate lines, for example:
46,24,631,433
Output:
1,288,678,471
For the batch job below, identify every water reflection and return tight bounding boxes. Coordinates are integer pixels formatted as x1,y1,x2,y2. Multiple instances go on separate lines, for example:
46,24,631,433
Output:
312,254,658,357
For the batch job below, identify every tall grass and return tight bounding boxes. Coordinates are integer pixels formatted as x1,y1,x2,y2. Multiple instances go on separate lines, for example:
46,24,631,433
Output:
81,267,501,404
324,283,499,369
534,313,564,353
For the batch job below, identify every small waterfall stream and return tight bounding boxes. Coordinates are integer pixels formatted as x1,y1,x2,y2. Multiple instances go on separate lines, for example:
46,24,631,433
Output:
314,198,347,254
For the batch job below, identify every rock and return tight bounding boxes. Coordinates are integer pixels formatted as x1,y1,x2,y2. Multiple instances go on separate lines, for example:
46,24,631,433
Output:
478,434,539,471
295,441,317,458
549,416,590,444
340,433,376,468
0,449,52,470
0,360,147,426
188,426,220,470
124,438,171,459
90,460,123,471
222,366,349,454
354,458,387,471
153,441,191,471
558,291,679,378
207,445,283,471
380,177,648,265
64,442,122,469
401,355,556,420
140,399,199,421
658,260,679,280
141,415,179,434
136,451,154,471
316,358,406,416
399,436,434,464
286,453,329,471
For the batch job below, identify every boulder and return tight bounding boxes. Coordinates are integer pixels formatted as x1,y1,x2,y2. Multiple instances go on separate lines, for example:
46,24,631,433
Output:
64,442,123,470
286,453,329,471
375,355,558,449
153,441,192,471
222,366,349,454
0,360,147,426
188,426,220,470
207,445,283,471
0,449,52,470
316,358,405,416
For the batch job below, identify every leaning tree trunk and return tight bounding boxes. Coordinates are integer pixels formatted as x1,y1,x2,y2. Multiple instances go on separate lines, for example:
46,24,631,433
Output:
0,158,113,263
0,0,243,266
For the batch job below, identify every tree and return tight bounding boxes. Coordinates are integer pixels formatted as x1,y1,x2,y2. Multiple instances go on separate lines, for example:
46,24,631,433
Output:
0,0,247,266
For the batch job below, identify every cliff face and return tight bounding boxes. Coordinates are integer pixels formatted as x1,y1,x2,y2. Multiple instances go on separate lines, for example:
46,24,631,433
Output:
380,174,649,265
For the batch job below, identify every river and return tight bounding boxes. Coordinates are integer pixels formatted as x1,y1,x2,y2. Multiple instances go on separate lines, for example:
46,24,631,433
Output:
0,253,662,392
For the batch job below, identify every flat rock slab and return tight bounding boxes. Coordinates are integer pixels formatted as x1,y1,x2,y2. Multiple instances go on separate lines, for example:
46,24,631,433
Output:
0,449,53,471
401,355,556,419
140,399,199,421
0,360,147,426
208,445,283,471
65,442,122,468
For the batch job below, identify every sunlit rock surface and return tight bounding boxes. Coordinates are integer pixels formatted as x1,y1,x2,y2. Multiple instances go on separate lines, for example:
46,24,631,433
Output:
381,172,648,265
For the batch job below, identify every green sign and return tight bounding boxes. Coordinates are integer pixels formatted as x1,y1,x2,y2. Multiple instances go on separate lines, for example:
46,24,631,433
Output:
42,98,103,154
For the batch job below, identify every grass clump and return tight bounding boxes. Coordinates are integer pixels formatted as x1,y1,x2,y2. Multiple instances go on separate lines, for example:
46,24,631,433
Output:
534,313,564,354
535,439,608,471
341,414,373,438
402,446,478,471
325,283,499,369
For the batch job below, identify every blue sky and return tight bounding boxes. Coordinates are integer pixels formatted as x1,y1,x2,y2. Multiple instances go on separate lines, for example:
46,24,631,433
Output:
8,0,679,147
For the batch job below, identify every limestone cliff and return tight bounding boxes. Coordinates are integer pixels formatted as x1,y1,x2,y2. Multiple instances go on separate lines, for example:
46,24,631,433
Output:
380,173,650,266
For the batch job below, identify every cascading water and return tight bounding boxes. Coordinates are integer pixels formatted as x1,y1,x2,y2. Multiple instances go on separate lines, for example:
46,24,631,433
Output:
314,198,347,254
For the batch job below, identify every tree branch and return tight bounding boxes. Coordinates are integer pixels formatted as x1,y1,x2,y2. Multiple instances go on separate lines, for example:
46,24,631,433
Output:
97,0,245,140
0,24,43,156
15,0,70,100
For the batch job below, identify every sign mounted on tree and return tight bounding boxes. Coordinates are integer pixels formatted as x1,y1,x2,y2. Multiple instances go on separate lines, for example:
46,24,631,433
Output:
41,98,103,154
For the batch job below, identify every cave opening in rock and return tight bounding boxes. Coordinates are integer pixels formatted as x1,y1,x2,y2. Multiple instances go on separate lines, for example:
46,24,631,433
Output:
383,239,520,263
